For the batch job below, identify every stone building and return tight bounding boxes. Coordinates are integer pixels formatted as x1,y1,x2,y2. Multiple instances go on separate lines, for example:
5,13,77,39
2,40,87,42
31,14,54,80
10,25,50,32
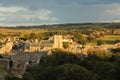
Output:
53,35,63,48
53,35,73,48
40,40,53,50
24,35,73,52
29,42,41,52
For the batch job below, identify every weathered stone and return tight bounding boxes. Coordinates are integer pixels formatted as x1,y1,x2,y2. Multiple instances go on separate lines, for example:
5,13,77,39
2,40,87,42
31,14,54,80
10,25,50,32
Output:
0,59,10,70
0,74,5,80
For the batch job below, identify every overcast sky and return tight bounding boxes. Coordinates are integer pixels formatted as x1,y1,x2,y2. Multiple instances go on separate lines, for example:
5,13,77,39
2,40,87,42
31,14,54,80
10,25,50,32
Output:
0,0,120,26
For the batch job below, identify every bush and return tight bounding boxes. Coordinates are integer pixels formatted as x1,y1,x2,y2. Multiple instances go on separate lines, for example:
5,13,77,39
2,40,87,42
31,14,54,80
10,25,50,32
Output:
115,40,120,44
63,42,69,49
96,62,116,80
54,64,97,80
40,49,81,66
111,48,120,54
27,64,97,80
88,50,112,60
97,40,105,46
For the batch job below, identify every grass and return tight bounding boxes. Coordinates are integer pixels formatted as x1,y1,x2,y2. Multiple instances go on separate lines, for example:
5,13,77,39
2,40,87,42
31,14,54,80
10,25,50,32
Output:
97,35,120,44
86,42,97,46
97,35,120,40
0,28,48,34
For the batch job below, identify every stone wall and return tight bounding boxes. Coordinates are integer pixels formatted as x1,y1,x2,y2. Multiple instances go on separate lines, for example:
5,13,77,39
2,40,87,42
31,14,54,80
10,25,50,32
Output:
0,74,5,80
0,42,13,54
0,51,47,78
0,59,10,70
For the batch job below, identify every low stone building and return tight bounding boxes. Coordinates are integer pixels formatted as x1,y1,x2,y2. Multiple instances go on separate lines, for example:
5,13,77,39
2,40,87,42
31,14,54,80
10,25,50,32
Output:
29,42,41,52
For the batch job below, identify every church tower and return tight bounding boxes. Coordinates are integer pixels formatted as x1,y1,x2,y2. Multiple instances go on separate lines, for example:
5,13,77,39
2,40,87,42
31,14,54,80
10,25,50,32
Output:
53,35,63,49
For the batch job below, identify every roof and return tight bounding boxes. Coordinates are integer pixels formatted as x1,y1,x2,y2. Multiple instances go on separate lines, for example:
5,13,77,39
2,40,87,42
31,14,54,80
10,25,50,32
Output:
29,40,53,47
30,42,40,47
40,40,53,47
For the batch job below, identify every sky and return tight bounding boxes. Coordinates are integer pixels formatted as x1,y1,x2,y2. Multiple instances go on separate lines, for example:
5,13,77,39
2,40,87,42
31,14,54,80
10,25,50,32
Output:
0,0,120,26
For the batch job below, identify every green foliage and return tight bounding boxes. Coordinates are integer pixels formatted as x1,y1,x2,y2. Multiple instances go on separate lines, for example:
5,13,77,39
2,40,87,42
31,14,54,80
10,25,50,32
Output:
6,49,120,80
72,32,87,45
82,54,117,80
110,55,120,80
27,64,97,80
97,35,120,44
87,36,96,42
63,42,69,49
28,33,38,39
5,72,35,80
97,40,105,46
0,55,3,58
22,72,35,80
40,50,81,66
5,76,23,80
55,64,97,80
0,68,7,74
115,39,120,44
97,62,116,80
88,50,112,60
111,48,120,54
26,66,55,80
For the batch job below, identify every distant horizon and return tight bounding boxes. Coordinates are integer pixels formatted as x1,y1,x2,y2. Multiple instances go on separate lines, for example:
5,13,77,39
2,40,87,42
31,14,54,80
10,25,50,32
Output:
0,21,119,27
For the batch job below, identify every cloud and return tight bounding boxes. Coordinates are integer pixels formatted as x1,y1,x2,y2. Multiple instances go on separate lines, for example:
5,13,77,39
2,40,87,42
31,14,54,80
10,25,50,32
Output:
97,3,120,22
0,7,27,12
0,6,58,24
1,0,120,7
105,4,120,16
0,17,6,21
51,17,58,21
0,0,120,26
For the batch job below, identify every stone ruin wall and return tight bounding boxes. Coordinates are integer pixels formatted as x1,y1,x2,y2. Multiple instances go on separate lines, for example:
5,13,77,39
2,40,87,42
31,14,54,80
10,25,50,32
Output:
0,42,13,54
0,51,47,78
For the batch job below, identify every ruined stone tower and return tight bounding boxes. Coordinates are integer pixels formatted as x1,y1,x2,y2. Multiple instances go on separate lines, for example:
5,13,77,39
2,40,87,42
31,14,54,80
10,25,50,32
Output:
53,35,63,49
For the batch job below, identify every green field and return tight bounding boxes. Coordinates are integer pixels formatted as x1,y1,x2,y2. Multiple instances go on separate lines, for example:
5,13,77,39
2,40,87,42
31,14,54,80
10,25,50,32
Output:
98,35,120,40
97,35,120,44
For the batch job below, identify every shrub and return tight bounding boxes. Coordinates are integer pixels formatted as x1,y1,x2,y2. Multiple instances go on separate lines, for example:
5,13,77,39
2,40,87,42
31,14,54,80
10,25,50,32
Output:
88,50,112,60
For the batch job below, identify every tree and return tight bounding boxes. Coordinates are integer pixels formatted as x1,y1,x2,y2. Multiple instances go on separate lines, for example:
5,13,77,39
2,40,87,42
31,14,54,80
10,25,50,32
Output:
73,32,87,45
40,49,81,66
115,39,120,44
88,50,112,60
96,62,116,80
97,40,105,46
54,64,97,80
63,42,69,49
26,64,97,80
28,33,37,39
0,55,3,58
87,35,96,42
111,48,120,54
